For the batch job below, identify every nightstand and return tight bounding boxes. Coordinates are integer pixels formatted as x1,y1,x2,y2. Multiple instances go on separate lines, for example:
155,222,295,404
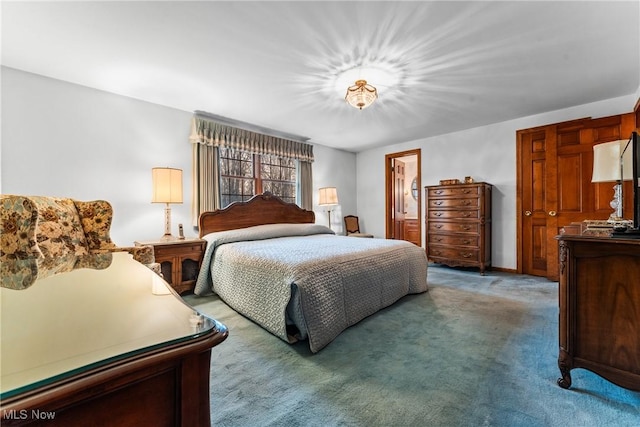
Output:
134,238,206,295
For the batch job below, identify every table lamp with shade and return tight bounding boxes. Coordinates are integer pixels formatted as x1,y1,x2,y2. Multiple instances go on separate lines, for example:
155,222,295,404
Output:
152,167,183,241
318,187,338,228
591,139,632,222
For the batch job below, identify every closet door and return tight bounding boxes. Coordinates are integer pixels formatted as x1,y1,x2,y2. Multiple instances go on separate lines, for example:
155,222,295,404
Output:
520,125,558,278
518,114,635,281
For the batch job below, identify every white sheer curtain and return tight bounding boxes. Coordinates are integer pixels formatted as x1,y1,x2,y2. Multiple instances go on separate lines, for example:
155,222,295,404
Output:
189,114,315,224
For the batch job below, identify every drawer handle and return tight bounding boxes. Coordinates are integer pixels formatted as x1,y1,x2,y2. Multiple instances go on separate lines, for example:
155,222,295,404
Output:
434,237,443,242
463,213,472,217
435,224,443,229
463,200,471,206
460,225,471,231
434,201,443,206
433,250,442,256
462,239,471,245
461,252,473,258
435,190,444,195
434,212,443,217
463,189,472,194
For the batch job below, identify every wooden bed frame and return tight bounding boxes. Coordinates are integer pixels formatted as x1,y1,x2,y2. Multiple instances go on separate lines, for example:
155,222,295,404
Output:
198,192,315,237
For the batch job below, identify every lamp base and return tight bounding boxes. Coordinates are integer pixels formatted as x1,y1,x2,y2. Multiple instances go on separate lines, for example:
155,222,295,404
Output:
160,204,176,242
606,182,623,223
159,233,178,242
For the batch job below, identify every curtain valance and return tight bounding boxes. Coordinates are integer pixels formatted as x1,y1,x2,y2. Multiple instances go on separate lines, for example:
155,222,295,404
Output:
189,116,314,162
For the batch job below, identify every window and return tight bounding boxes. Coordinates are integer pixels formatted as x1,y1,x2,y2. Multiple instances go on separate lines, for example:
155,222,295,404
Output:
219,147,297,207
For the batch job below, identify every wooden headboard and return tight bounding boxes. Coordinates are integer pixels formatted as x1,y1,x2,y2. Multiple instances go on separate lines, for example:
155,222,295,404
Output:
198,192,315,237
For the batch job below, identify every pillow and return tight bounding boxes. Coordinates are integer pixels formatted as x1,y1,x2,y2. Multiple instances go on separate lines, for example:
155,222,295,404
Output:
30,196,89,258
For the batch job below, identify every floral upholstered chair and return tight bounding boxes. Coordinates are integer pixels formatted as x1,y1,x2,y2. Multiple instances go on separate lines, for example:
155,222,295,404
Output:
1,195,161,289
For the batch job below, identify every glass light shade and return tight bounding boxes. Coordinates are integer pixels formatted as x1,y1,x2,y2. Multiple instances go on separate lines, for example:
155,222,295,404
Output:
592,140,633,183
318,187,338,205
152,167,183,204
345,80,378,110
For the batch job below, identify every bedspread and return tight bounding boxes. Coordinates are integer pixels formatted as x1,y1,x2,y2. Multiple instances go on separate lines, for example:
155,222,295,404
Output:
195,223,428,352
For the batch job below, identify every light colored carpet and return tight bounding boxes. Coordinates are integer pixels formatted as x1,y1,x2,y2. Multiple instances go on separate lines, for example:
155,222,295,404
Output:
183,265,640,427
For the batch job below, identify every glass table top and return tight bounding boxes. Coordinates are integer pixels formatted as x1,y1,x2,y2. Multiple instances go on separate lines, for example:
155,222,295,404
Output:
1,252,224,400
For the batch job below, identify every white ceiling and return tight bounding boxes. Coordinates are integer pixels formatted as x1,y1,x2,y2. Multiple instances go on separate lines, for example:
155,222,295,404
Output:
2,1,639,152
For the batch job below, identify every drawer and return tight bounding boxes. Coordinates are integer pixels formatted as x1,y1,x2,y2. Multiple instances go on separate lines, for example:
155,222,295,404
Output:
153,243,205,257
428,234,478,247
427,221,479,234
429,210,480,220
428,186,480,198
428,246,480,262
429,198,479,209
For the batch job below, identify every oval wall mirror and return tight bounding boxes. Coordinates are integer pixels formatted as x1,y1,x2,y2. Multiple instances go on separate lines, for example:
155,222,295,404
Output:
411,177,418,200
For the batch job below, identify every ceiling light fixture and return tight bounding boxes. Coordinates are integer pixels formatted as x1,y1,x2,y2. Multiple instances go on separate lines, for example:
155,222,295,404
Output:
345,80,378,110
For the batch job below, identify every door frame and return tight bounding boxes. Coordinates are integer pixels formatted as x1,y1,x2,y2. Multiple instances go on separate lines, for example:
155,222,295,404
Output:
385,149,421,243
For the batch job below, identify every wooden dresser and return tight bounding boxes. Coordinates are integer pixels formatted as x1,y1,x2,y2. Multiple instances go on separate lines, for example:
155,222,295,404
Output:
557,235,640,391
1,252,228,426
425,182,492,274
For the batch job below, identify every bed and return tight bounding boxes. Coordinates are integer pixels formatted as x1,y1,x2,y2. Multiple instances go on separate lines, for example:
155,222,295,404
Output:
194,193,428,352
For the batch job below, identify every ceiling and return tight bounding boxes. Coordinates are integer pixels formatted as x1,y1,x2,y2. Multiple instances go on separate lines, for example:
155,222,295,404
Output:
2,1,639,152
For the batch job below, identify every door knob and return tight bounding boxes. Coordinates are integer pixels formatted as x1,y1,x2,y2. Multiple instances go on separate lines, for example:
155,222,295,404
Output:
524,210,532,216
549,210,557,217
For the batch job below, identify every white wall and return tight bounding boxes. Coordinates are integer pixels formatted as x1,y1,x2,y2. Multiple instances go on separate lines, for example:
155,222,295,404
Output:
1,67,356,244
356,94,637,270
2,66,636,264
312,144,357,234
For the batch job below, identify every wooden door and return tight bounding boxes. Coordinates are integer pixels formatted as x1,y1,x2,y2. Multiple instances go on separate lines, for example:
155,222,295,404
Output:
518,113,635,280
385,149,422,244
520,127,556,278
393,159,406,240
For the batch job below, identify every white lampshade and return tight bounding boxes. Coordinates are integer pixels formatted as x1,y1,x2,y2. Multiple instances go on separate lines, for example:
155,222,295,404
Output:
152,167,183,204
592,140,633,183
318,187,338,205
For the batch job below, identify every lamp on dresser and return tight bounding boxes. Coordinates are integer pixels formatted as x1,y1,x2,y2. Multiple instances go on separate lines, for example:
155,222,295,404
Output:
152,167,183,241
318,187,339,229
591,140,632,223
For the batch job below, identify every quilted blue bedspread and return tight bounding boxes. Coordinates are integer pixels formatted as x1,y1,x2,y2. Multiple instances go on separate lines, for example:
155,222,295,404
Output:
195,223,428,352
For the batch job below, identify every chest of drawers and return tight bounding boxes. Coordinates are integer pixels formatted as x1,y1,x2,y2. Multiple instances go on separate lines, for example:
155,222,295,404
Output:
425,182,492,274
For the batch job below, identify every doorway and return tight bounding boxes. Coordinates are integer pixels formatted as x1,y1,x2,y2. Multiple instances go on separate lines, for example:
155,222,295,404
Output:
385,149,421,246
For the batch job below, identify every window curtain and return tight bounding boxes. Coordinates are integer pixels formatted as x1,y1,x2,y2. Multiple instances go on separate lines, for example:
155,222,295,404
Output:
189,115,315,223
297,160,313,210
191,143,220,227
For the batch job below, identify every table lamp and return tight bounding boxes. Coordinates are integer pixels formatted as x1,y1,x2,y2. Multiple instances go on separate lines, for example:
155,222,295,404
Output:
152,167,183,240
592,140,632,222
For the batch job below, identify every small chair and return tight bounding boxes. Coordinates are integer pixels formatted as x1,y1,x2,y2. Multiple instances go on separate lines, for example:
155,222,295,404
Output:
344,215,374,238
